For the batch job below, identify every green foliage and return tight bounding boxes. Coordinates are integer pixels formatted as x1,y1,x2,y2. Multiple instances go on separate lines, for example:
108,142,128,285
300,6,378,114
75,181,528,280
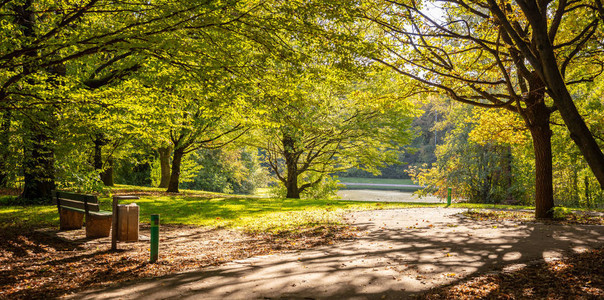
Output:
114,155,152,187
270,174,341,200
408,102,531,204
180,147,267,195
252,64,417,197
0,190,436,232
552,206,573,220
302,175,342,200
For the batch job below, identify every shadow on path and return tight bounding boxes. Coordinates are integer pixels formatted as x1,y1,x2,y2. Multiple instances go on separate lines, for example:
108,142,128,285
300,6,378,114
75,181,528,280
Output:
71,208,604,300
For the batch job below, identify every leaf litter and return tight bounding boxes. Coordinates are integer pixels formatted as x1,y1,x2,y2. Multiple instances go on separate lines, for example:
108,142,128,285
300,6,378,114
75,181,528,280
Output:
0,223,360,299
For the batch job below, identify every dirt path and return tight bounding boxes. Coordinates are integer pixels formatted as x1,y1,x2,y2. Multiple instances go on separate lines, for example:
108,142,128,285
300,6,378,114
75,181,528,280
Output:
71,208,604,300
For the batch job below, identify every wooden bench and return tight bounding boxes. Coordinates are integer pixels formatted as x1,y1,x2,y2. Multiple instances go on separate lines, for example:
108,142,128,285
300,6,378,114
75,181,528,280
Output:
53,191,113,238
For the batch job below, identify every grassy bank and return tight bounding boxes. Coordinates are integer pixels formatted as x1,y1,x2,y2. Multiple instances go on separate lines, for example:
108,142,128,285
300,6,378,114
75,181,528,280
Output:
0,185,539,232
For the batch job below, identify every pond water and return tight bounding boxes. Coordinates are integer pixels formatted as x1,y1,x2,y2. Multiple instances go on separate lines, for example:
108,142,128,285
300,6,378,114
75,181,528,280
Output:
337,189,442,203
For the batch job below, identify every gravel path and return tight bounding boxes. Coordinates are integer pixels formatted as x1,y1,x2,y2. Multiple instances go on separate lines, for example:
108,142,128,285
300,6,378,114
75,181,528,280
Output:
71,208,604,300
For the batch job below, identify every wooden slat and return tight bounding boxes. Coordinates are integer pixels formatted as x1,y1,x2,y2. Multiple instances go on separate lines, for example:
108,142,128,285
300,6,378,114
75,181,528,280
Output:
54,191,98,204
60,206,85,214
58,198,100,212
90,210,112,216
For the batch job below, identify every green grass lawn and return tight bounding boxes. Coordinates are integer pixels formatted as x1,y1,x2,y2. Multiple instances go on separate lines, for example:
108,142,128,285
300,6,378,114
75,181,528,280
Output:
0,186,541,233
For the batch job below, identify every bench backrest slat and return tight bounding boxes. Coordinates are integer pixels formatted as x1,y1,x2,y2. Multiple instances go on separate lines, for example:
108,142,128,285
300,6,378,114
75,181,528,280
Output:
54,191,99,204
53,190,100,214
57,198,101,212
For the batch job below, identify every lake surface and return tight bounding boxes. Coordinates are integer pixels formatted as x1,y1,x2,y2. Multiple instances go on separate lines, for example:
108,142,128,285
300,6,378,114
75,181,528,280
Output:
337,189,442,203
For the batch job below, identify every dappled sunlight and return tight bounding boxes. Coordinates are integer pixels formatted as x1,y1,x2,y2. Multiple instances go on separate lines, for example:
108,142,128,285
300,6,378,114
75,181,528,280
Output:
72,207,604,299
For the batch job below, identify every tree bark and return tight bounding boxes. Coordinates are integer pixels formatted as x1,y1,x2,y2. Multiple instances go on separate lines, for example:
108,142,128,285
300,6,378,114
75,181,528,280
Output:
0,111,11,187
522,73,553,218
93,134,113,186
166,147,184,193
100,158,114,186
283,134,301,198
501,145,513,201
528,114,554,219
21,113,56,203
16,0,58,202
522,8,604,189
158,146,172,188
545,73,604,190
523,72,554,219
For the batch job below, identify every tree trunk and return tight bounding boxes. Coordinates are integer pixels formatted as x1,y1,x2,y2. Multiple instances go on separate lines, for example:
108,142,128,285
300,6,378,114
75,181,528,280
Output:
529,119,554,219
529,22,604,189
282,134,301,198
501,145,513,201
93,135,103,171
100,158,114,186
158,146,172,188
93,134,113,186
285,174,300,198
523,72,554,219
21,115,56,203
17,0,57,202
167,147,184,193
549,81,604,190
0,111,11,187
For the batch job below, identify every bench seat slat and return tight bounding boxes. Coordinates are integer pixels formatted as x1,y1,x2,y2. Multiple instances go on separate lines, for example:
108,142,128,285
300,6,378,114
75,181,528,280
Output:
90,211,112,217
60,206,86,214
60,207,110,216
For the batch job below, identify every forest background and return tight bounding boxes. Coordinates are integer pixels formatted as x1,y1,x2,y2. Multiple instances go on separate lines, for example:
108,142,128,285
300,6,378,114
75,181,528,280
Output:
2,0,604,216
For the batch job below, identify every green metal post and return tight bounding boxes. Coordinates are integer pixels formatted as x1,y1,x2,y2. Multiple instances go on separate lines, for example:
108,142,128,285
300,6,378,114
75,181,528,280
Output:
150,214,160,263
447,187,452,206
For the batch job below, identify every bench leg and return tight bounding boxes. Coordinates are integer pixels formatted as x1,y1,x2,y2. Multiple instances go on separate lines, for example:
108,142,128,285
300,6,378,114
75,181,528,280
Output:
59,209,84,230
86,215,113,238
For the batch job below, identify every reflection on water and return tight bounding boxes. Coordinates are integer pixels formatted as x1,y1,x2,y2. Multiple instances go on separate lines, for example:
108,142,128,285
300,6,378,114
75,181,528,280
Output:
337,189,442,203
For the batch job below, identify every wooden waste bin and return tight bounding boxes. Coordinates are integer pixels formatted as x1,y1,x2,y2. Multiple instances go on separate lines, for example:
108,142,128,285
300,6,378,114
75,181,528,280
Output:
117,203,139,242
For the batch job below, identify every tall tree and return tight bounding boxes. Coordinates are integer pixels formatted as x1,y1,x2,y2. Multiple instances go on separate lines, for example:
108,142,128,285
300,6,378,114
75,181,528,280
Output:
2,0,271,201
251,66,415,198
358,0,604,218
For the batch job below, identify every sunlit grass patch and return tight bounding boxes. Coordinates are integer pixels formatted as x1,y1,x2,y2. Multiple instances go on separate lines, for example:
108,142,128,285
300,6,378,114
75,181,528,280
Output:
5,186,599,232
0,205,58,229
238,209,345,232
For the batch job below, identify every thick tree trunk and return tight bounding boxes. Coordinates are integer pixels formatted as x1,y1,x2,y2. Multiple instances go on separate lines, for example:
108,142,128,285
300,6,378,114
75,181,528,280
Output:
285,174,300,198
158,146,172,188
283,134,301,198
529,117,554,219
16,0,57,202
100,158,114,186
21,115,56,203
524,72,554,219
0,111,11,187
166,147,184,193
527,18,604,189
